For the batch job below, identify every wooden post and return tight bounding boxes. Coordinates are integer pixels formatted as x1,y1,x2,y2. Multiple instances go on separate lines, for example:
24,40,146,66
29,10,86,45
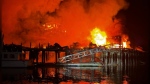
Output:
36,51,38,64
91,53,95,62
55,52,57,63
42,50,45,64
105,52,108,65
55,51,59,63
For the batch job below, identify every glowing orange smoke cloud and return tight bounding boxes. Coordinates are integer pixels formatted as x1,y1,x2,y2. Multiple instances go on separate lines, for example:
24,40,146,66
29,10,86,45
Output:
2,0,129,47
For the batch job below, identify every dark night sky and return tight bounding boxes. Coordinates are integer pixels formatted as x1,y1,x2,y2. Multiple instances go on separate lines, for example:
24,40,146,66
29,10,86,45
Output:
117,0,150,51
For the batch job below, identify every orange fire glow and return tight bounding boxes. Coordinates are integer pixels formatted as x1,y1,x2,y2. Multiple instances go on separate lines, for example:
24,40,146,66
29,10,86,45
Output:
43,23,58,30
2,0,129,47
88,27,131,48
89,27,107,46
123,42,127,48
122,34,131,48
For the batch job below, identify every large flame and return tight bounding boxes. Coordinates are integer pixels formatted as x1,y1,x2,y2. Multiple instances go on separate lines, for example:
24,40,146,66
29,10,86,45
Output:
122,42,127,48
88,28,131,48
122,34,131,48
89,27,107,46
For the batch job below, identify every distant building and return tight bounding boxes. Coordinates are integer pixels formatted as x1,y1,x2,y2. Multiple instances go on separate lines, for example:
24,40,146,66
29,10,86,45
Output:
1,44,29,67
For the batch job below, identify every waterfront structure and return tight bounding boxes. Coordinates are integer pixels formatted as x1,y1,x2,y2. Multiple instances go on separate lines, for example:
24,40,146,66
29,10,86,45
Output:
1,44,29,67
0,42,145,67
0,28,145,67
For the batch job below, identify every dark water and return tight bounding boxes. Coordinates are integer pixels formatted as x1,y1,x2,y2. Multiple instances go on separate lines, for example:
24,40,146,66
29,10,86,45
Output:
1,63,149,84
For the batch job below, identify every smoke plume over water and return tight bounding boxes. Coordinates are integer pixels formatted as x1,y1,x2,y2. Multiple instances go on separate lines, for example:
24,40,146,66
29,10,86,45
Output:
2,0,129,47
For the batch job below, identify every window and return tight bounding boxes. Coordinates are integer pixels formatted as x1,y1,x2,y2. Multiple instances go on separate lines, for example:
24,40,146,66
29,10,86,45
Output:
4,54,8,58
10,54,15,58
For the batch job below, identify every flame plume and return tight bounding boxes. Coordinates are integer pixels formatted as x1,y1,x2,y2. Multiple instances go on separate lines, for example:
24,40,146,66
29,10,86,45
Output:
89,27,107,46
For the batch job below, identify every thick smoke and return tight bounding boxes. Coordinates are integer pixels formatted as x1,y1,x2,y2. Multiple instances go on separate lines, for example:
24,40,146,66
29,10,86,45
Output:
2,0,129,47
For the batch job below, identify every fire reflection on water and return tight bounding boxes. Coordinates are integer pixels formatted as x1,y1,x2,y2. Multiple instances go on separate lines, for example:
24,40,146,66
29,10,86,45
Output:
2,62,148,84
33,66,130,84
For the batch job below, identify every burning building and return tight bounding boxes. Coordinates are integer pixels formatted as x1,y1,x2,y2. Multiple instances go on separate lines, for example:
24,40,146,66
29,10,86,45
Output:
2,0,146,68
2,0,130,48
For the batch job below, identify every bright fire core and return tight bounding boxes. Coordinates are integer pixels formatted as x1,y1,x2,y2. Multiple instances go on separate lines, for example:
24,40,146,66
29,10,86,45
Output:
89,27,130,48
89,27,107,46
